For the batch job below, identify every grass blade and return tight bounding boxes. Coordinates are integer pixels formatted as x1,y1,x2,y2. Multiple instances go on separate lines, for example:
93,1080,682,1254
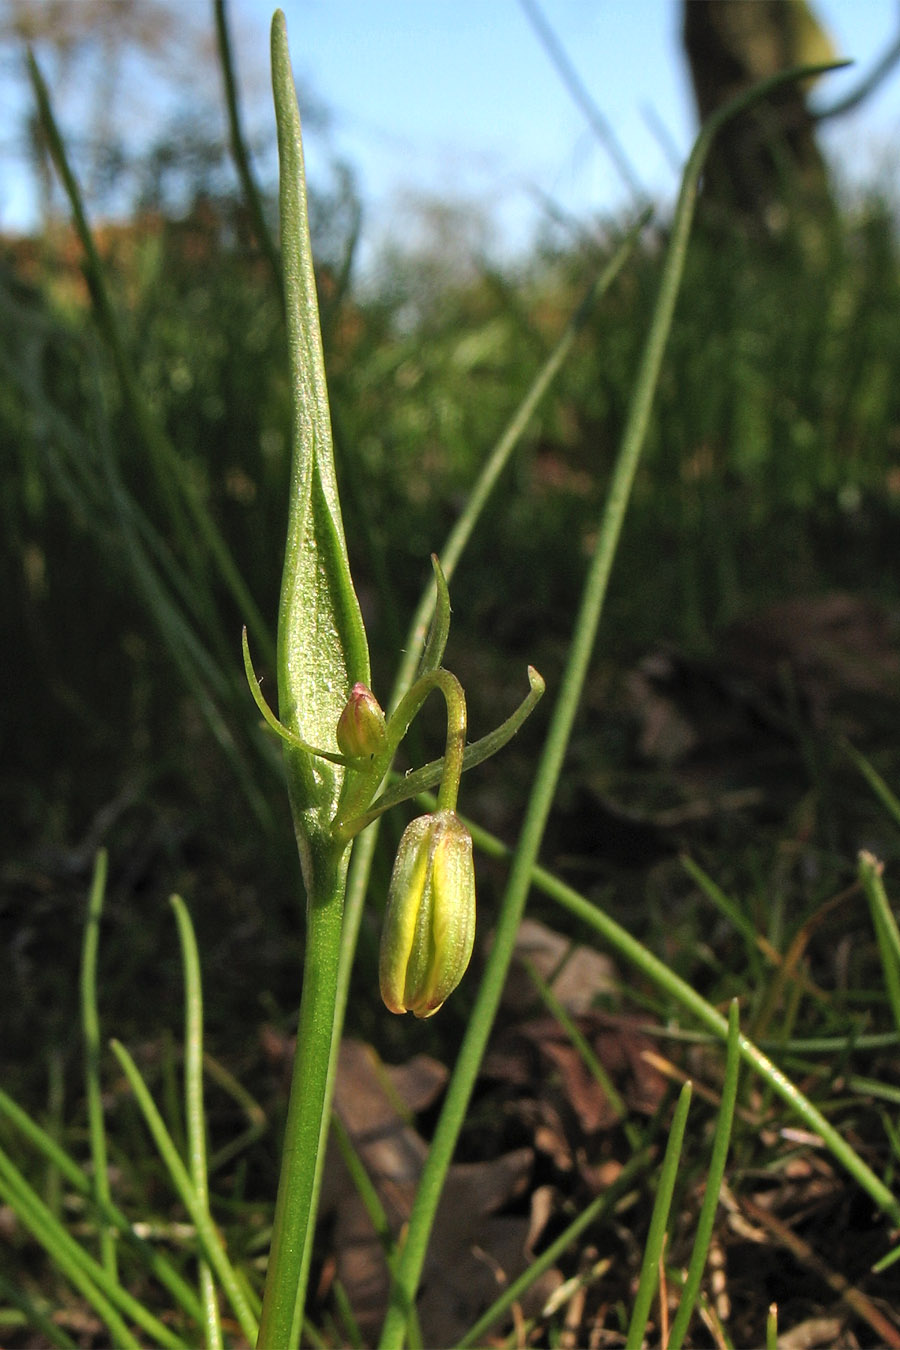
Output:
213,0,282,299
0,1087,203,1320
0,1274,78,1350
522,954,641,1150
858,851,900,1039
329,1112,424,1350
378,61,845,1350
625,1082,692,1350
171,895,223,1350
27,47,274,667
666,1000,742,1350
844,738,900,828
80,850,116,1280
0,1147,184,1349
516,844,900,1227
109,1040,259,1345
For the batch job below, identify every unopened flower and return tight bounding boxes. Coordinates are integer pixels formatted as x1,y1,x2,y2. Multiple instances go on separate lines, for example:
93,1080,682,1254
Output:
336,683,387,759
379,811,476,1018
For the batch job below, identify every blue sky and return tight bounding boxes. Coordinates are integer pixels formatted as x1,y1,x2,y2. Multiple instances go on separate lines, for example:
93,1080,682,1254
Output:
268,0,900,261
6,1,900,261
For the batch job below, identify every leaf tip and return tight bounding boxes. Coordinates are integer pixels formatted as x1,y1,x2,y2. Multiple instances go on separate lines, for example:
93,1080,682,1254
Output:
527,666,546,696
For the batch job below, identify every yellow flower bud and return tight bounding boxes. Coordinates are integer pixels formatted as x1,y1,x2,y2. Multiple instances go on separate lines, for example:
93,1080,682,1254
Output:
336,683,387,758
379,811,476,1018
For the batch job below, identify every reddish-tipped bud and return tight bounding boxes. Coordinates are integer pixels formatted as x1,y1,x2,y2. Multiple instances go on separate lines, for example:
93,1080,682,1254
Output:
336,683,387,758
379,811,476,1018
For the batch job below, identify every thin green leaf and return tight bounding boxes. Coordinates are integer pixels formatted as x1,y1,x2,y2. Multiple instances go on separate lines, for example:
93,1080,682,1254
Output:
0,1147,183,1350
80,850,116,1280
625,1082,692,1350
110,1040,258,1345
681,853,770,977
213,0,282,299
461,813,900,1229
844,738,900,829
330,1113,396,1258
379,62,849,1350
396,209,652,689
522,954,641,1150
0,1087,202,1320
170,895,222,1350
667,1000,742,1350
203,1054,269,1173
0,1274,78,1350
243,627,351,764
329,1113,424,1350
873,1241,900,1273
331,1280,365,1350
416,554,452,678
767,1303,779,1350
858,852,900,1040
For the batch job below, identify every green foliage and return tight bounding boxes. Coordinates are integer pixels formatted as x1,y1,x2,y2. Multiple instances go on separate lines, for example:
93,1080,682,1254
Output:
8,180,900,859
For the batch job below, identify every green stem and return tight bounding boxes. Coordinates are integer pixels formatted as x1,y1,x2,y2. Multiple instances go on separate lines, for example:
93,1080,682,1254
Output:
256,838,349,1350
360,668,543,825
259,12,369,1344
377,60,847,1349
426,671,465,812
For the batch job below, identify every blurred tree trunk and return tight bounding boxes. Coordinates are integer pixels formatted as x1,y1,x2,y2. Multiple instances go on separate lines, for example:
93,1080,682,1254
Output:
683,0,836,235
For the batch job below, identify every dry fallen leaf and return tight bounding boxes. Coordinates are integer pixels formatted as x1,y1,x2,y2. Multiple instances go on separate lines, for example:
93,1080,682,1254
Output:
503,917,618,1016
320,1038,536,1345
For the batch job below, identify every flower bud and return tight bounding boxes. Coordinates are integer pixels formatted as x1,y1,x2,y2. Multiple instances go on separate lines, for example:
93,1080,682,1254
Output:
379,811,476,1018
336,683,387,758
